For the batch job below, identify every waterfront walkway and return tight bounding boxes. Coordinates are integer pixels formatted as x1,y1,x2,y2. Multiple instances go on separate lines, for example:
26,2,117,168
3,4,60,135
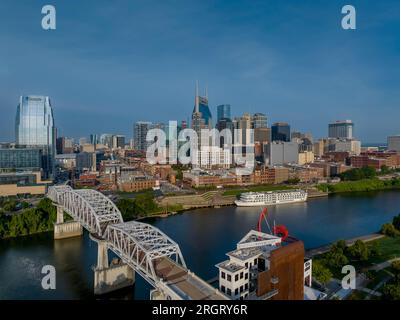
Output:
305,233,384,258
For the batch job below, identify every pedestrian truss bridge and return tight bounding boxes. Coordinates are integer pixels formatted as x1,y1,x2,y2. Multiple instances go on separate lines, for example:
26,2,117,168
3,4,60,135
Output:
47,185,227,300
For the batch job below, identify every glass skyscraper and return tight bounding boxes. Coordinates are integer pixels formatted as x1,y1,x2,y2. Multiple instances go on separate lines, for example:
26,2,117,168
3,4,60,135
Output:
252,113,267,128
192,83,212,127
271,122,291,142
193,96,212,127
217,104,231,122
15,96,56,179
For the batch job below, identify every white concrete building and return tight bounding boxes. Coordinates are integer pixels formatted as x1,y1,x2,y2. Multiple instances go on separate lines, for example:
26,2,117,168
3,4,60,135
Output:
266,141,299,166
331,139,361,155
388,135,400,152
195,146,231,169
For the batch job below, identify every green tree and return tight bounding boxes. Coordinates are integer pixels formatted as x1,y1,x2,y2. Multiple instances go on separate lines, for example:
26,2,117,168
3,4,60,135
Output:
381,223,400,237
324,241,349,268
347,240,370,261
380,165,391,175
332,240,347,252
325,250,349,269
3,200,17,212
286,177,300,185
392,214,400,231
391,261,400,282
382,283,400,300
312,260,333,284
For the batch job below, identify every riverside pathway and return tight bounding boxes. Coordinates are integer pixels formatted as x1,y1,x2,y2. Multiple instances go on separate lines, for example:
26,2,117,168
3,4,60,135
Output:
305,233,384,258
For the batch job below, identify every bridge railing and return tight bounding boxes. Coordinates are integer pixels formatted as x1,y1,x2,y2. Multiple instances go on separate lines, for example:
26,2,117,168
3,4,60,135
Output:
47,186,123,237
104,221,186,286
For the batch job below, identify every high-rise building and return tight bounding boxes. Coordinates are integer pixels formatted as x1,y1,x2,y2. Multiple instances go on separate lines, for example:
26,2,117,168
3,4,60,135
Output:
215,118,234,148
134,121,153,152
217,104,231,122
112,135,126,149
56,137,74,154
252,113,267,129
328,120,354,139
192,82,212,127
254,128,271,144
76,152,96,173
235,113,253,144
90,134,98,145
99,133,113,148
388,135,400,152
271,122,291,142
15,95,56,179
266,141,299,165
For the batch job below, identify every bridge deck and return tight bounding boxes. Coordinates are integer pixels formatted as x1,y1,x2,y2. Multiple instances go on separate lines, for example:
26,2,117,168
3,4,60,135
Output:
155,257,227,300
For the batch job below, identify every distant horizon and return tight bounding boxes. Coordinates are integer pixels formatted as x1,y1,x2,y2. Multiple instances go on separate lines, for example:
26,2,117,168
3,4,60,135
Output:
1,1,400,142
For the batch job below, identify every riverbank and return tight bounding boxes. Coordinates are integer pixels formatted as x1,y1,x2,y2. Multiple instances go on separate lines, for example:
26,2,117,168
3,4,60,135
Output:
318,178,400,194
305,233,384,258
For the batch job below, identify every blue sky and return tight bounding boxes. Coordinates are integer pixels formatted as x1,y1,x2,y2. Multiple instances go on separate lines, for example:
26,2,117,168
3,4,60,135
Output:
1,0,399,142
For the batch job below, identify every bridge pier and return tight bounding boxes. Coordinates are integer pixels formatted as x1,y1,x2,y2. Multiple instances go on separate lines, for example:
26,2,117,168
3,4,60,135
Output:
54,205,83,240
91,235,135,295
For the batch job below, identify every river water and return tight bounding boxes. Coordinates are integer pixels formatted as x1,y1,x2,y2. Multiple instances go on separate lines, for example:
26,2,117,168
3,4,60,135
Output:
0,191,399,299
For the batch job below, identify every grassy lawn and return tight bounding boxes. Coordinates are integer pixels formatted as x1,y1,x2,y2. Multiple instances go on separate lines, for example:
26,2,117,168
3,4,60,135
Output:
366,268,394,290
366,236,400,264
313,236,400,280
223,185,294,196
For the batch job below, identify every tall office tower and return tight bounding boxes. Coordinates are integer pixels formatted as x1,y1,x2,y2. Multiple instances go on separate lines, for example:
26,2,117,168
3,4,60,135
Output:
56,137,74,154
90,134,98,145
15,95,56,179
217,104,231,122
191,83,207,145
388,135,400,152
112,135,126,149
134,121,153,152
192,82,212,128
99,133,113,148
252,113,267,128
271,122,291,142
328,120,354,139
216,118,234,148
254,128,271,144
236,113,253,144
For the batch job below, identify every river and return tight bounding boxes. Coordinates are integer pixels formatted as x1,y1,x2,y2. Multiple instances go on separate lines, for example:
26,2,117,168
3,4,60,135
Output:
0,190,399,299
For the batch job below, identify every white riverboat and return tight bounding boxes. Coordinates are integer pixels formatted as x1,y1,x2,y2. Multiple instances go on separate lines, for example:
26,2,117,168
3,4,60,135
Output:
234,189,308,207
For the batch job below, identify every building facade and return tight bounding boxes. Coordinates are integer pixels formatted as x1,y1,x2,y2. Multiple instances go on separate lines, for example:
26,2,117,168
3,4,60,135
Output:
328,120,354,139
388,135,400,152
271,122,290,142
0,148,42,172
266,141,299,166
217,104,231,122
15,95,56,179
252,113,267,129
134,122,153,152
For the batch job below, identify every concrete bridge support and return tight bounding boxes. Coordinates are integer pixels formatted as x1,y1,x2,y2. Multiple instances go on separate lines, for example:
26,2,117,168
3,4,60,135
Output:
91,236,135,295
54,205,83,240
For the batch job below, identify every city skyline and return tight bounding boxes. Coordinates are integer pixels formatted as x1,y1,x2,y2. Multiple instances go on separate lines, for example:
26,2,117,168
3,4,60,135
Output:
1,1,400,142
